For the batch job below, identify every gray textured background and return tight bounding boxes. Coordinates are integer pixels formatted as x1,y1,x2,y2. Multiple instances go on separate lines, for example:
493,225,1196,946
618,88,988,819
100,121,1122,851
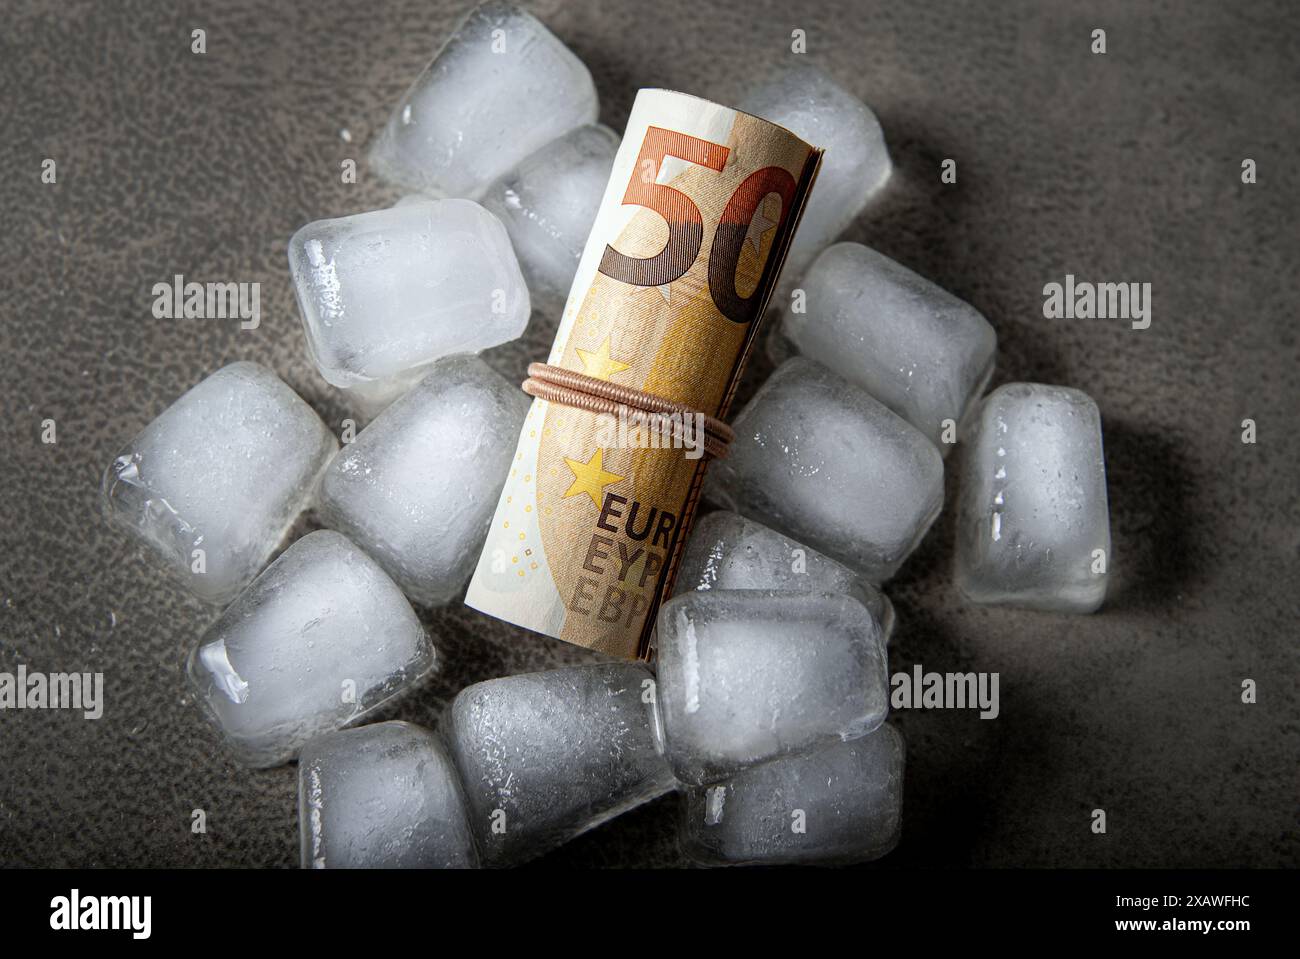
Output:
1,0,1297,868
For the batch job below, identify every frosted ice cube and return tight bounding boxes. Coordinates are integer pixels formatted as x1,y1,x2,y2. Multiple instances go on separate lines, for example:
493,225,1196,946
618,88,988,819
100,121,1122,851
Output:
481,124,618,312
369,1,598,199
684,723,903,866
676,510,894,642
446,663,675,866
288,199,530,388
782,243,996,451
318,355,529,606
187,530,436,767
740,63,890,282
956,383,1110,612
707,358,943,581
298,721,478,869
655,589,889,786
100,361,337,605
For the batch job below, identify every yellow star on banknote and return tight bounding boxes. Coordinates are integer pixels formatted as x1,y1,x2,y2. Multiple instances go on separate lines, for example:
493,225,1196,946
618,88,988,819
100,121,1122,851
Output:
576,338,631,381
562,449,624,507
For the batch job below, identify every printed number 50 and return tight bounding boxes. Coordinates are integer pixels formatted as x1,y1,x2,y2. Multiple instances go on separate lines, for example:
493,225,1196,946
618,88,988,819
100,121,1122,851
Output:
597,126,797,325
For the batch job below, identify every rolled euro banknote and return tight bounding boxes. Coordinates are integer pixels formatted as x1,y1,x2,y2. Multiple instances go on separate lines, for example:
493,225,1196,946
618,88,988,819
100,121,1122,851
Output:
467,89,822,660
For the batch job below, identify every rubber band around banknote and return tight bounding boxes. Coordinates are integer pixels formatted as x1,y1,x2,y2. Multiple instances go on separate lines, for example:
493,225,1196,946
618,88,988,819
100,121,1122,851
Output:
522,362,735,459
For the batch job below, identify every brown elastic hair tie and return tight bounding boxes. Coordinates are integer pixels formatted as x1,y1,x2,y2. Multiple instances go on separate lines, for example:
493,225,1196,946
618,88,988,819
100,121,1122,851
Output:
522,362,734,459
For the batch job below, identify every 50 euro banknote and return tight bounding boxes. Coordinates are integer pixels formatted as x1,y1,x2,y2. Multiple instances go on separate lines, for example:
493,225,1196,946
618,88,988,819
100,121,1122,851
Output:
467,89,822,660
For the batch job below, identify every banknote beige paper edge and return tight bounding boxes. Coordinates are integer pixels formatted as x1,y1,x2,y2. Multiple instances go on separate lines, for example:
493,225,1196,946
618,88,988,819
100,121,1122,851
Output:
465,88,823,660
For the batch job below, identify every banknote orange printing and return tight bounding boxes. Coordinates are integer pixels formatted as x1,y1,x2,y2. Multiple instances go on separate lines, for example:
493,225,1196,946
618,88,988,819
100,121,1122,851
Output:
467,89,822,660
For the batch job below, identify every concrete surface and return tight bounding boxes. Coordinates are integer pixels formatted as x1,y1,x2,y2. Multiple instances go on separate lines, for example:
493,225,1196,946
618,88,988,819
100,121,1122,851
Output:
0,0,1296,868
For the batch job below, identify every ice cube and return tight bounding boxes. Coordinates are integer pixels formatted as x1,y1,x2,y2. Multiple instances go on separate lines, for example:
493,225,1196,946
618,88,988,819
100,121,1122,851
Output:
676,510,894,642
955,383,1110,612
369,1,597,199
481,124,618,312
288,199,530,389
782,243,996,451
655,589,889,786
683,723,903,866
446,663,675,866
298,721,478,869
706,358,943,581
187,530,436,767
100,361,337,605
740,63,890,282
318,355,528,606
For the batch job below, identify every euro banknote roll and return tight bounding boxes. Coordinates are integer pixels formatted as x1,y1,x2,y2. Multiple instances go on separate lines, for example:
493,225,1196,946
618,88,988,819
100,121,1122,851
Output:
467,89,822,659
